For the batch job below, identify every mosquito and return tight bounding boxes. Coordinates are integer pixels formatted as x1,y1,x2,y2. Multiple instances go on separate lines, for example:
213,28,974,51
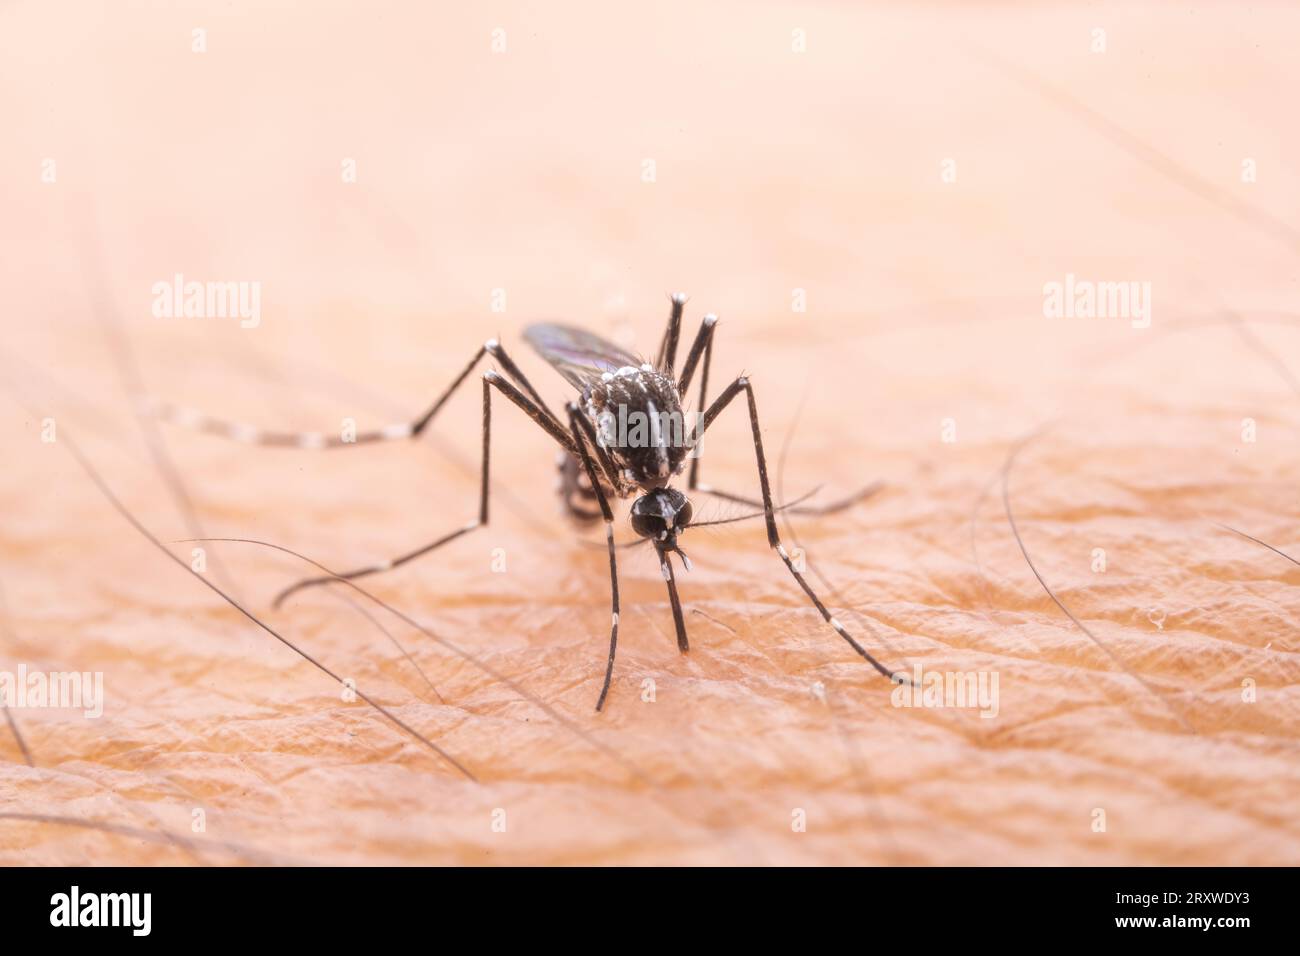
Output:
154,294,906,710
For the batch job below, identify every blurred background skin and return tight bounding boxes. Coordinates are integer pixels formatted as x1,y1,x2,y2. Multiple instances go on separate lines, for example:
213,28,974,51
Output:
1,2,1298,864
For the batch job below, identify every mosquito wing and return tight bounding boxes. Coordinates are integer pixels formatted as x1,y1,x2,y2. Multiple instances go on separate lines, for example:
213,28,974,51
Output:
523,323,642,391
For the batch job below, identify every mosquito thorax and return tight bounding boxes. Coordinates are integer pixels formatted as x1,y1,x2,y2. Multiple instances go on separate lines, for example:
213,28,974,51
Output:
630,487,694,545
585,363,690,493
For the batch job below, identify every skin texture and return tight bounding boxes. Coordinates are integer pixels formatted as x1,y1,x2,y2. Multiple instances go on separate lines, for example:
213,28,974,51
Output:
1,2,1298,865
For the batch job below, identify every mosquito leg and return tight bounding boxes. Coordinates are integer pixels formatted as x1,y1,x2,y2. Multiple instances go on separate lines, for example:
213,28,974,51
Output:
656,293,687,375
657,545,689,652
558,451,611,522
569,404,623,492
408,343,491,436
149,338,559,448
694,376,904,683
683,321,877,512
680,315,718,490
566,403,622,712
273,372,575,607
676,312,717,397
572,403,691,665
479,339,566,435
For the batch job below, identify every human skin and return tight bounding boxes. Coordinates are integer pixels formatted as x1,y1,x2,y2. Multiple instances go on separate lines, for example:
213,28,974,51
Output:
0,2,1298,865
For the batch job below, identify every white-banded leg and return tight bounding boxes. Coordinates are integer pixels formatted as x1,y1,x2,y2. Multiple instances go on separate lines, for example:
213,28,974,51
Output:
676,311,716,397
273,372,576,607
656,293,688,374
149,339,565,448
680,317,877,514
694,376,905,683
566,403,622,712
678,313,717,489
656,543,690,653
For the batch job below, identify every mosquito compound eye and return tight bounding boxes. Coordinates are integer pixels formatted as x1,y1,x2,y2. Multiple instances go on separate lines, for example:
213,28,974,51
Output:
676,498,693,528
630,510,666,539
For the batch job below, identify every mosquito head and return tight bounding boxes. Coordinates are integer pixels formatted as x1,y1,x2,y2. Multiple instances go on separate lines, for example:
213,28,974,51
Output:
630,487,694,549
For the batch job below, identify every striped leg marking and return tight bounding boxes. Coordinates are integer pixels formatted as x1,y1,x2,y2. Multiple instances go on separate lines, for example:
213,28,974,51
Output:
697,376,905,683
272,372,573,607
